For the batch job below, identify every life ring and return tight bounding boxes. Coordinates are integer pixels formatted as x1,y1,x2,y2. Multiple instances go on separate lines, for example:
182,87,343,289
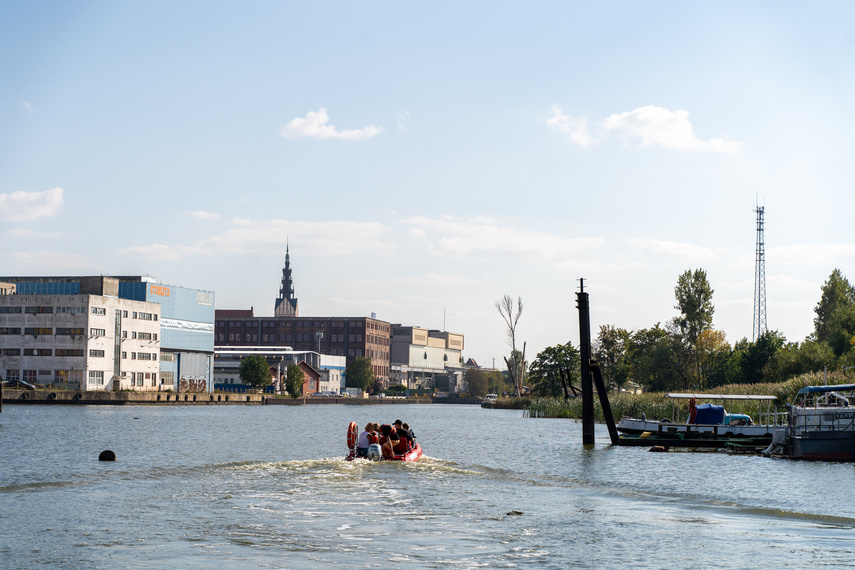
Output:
347,422,358,451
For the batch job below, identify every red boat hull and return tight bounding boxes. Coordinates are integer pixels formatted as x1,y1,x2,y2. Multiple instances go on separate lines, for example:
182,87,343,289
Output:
345,442,423,462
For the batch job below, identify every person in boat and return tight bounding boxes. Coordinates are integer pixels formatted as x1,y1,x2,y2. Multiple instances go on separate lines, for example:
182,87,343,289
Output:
356,423,374,458
393,420,414,447
402,422,415,440
379,425,399,458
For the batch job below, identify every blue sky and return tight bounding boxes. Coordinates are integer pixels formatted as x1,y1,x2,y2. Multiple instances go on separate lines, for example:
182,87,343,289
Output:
2,2,855,367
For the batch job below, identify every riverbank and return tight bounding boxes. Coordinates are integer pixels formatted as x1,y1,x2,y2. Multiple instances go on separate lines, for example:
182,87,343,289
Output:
0,389,465,406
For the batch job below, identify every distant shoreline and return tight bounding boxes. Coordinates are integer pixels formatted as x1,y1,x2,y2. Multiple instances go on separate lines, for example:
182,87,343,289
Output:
0,389,480,407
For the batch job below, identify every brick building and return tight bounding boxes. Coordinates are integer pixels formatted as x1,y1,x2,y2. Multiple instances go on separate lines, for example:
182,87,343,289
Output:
215,310,391,382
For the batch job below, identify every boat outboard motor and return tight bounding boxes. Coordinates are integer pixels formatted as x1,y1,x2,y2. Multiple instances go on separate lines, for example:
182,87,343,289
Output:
367,443,382,461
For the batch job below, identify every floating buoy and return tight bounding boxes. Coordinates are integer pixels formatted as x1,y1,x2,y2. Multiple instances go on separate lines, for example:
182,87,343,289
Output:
99,450,116,461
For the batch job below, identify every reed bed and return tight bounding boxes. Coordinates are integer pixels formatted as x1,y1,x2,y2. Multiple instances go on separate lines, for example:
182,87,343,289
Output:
524,369,855,421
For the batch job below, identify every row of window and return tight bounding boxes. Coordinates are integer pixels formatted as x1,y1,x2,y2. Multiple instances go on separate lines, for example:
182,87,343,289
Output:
221,320,370,330
218,333,372,343
3,369,165,387
0,327,158,339
0,348,157,359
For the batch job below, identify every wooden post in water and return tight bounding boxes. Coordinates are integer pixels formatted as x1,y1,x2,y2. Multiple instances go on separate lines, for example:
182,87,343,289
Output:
577,281,621,446
577,279,594,445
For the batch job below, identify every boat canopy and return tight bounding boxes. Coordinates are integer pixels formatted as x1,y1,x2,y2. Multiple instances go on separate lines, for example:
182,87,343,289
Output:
666,393,777,401
694,403,725,425
796,384,855,395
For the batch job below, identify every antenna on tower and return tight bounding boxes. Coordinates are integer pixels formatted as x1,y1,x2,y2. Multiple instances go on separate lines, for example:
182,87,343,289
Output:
752,205,767,341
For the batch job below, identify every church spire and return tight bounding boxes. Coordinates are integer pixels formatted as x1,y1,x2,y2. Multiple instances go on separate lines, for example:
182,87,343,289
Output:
274,241,299,317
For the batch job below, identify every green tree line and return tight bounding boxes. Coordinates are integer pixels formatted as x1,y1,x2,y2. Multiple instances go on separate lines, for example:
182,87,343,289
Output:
520,268,855,396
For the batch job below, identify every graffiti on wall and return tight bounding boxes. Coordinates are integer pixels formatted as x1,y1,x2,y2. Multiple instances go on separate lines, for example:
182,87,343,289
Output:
180,376,207,392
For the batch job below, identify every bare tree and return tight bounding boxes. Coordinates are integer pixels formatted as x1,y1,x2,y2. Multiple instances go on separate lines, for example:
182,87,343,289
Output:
496,295,524,397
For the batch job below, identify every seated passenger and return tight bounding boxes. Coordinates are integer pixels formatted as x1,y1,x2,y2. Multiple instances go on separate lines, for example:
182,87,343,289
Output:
367,423,380,445
394,420,415,443
382,430,399,458
356,423,373,458
392,432,410,455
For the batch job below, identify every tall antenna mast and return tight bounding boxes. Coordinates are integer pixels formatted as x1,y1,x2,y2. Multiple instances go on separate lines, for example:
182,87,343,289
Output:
752,206,767,341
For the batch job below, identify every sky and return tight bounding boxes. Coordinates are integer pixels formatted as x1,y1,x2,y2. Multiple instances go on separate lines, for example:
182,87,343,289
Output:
2,2,855,368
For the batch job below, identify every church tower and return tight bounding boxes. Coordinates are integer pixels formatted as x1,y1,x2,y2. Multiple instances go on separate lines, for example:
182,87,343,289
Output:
274,243,299,317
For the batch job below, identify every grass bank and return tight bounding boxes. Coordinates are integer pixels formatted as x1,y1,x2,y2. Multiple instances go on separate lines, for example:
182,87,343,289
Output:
524,369,854,420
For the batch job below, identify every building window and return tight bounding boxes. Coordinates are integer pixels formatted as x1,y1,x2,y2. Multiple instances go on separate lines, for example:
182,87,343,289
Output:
88,370,104,385
0,306,23,314
55,327,85,336
4,348,21,356
90,328,106,337
0,328,21,334
91,307,106,315
24,327,53,336
6,369,20,381
23,370,37,382
122,351,127,359
37,349,52,356
89,349,105,357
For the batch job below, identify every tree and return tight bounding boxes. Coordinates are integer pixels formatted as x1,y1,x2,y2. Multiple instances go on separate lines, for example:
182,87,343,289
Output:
594,325,631,390
385,384,408,396
696,329,729,388
496,295,524,396
528,342,580,397
674,268,715,345
814,269,855,344
765,340,835,383
485,370,512,395
628,324,678,392
464,368,489,397
239,355,272,388
285,364,304,398
724,331,786,384
673,268,715,387
345,356,375,393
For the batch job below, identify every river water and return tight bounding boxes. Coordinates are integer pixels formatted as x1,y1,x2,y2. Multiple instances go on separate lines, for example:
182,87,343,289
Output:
1,403,854,568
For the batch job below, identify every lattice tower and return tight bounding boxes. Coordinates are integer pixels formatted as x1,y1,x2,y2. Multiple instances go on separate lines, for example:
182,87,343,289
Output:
753,206,767,340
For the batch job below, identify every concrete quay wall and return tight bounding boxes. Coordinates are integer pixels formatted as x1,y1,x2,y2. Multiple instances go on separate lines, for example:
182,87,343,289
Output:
1,390,477,407
1,389,265,405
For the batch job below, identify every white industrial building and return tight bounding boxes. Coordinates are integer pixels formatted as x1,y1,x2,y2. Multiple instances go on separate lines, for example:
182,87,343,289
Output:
0,284,162,391
389,326,465,392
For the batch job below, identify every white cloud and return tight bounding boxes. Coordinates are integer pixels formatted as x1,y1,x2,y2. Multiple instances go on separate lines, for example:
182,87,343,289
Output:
120,219,392,261
543,104,741,152
0,187,63,222
187,210,221,221
10,250,97,272
397,112,411,132
405,215,603,258
602,105,742,152
627,237,718,262
280,108,382,140
768,242,855,269
541,105,594,147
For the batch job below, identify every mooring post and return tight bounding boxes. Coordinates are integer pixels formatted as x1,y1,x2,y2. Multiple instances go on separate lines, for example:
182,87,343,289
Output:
577,279,595,445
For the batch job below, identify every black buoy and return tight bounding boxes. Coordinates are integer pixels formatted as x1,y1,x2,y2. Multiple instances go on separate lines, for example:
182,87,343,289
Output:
99,450,116,461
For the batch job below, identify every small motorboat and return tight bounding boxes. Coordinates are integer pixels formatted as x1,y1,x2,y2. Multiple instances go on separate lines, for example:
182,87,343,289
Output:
345,421,423,462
